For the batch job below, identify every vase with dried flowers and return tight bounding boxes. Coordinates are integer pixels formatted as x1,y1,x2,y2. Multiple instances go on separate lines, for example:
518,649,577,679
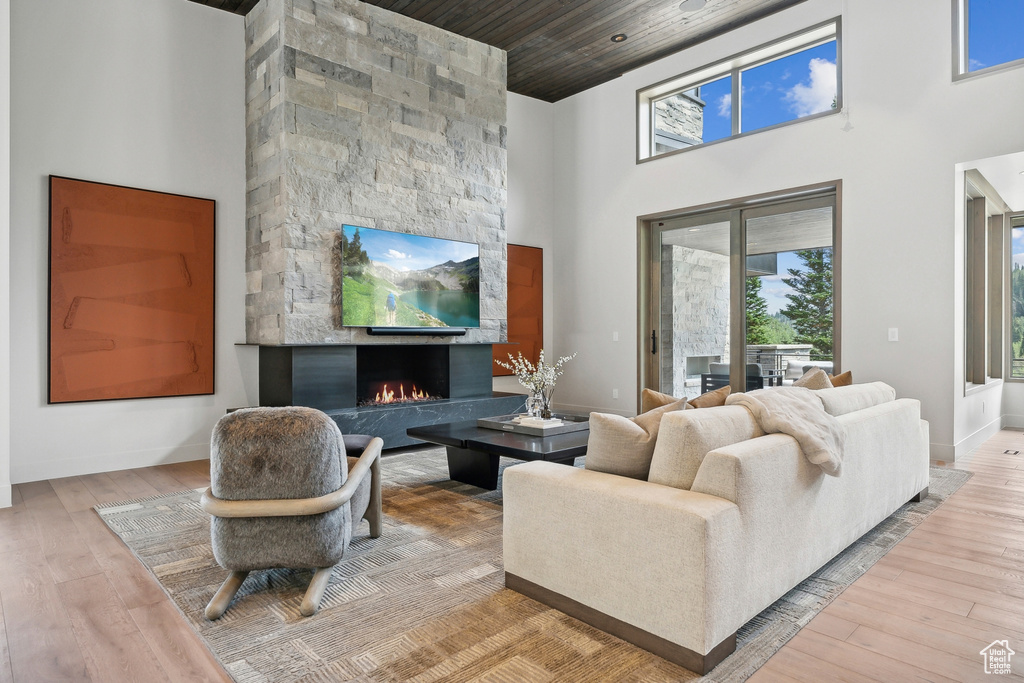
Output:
495,349,577,419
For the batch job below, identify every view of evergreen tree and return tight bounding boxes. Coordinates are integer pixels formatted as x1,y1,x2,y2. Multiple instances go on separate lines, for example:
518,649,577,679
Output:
1012,263,1024,372
766,312,797,344
781,248,833,359
746,276,773,344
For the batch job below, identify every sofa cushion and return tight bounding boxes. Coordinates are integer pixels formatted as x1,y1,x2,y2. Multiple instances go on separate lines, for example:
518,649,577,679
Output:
641,388,680,414
647,406,765,490
815,381,896,416
794,367,833,390
688,385,731,409
585,400,686,480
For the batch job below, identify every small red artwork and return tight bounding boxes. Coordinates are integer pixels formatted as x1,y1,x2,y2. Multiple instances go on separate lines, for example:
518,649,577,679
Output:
48,176,215,403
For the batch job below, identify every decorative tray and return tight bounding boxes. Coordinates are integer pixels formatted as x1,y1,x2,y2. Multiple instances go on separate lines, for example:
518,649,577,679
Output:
477,413,590,437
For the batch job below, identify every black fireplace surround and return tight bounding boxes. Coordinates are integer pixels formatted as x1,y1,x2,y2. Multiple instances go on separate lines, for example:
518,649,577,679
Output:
258,344,524,448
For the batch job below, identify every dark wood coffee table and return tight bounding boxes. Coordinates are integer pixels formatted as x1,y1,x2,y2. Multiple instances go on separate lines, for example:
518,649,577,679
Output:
406,419,589,490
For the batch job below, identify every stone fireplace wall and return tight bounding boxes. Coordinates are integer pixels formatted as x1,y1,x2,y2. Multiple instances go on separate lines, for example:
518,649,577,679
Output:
244,0,508,344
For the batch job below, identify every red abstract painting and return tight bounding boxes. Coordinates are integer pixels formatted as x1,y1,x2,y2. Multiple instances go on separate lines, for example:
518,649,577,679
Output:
48,176,215,403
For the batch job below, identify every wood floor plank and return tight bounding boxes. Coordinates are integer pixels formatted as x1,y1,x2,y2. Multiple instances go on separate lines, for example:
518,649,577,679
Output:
58,574,170,683
78,473,128,505
69,509,166,610
967,602,1024,634
129,600,233,683
887,542,1024,583
105,469,161,499
784,628,961,683
839,583,1024,643
803,611,859,641
845,625,1020,682
901,528,1008,560
19,480,103,584
49,477,99,513
132,466,192,494
0,589,12,683
853,573,974,616
876,551,1024,599
156,462,209,490
747,663,803,683
0,545,89,681
825,596,993,665
893,568,1024,613
757,645,876,682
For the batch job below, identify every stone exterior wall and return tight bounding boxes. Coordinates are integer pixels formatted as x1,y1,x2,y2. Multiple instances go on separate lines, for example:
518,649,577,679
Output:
660,245,729,397
245,0,507,344
654,92,704,147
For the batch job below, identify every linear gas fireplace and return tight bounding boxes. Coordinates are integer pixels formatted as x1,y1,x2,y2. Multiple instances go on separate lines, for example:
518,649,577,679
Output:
257,344,523,448
356,345,448,406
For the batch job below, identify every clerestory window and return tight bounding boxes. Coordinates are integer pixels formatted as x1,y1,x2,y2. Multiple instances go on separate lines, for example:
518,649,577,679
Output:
638,20,841,162
954,0,1024,79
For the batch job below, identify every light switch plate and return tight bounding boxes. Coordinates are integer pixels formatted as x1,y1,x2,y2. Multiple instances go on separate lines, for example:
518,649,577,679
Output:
888,328,899,342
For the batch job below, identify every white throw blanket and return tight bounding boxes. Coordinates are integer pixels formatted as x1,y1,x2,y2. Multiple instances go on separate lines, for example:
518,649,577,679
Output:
725,386,846,476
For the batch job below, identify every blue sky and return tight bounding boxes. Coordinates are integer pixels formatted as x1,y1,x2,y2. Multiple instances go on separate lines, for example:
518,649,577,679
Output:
700,41,837,143
1013,228,1024,268
968,0,1024,71
343,225,477,272
758,251,803,315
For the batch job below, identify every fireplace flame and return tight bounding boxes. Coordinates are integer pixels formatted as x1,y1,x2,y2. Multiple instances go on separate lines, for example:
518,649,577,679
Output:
370,383,434,405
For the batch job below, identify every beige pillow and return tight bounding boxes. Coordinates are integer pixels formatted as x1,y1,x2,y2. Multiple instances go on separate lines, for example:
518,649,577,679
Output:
585,400,686,480
641,388,680,414
828,370,853,387
794,367,833,390
688,385,730,409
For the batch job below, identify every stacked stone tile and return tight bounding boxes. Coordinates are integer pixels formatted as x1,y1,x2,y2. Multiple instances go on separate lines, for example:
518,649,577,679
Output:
245,0,508,344
660,245,730,397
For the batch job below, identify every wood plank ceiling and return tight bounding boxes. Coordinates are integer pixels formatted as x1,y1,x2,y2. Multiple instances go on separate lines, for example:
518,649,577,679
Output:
191,0,808,102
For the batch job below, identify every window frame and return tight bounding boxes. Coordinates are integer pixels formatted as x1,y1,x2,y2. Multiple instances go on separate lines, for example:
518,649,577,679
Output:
637,180,842,406
637,18,842,163
964,169,1009,392
952,0,1024,81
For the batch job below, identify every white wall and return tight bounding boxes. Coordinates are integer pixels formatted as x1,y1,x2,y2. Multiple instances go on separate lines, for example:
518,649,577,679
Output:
528,0,1024,457
10,0,254,483
0,0,11,505
498,93,557,397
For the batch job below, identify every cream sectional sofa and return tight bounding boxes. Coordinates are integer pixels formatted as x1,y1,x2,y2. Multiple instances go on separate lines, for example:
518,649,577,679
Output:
502,382,930,674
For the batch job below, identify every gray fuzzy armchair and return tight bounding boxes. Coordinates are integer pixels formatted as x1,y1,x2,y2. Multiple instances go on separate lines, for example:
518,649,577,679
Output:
200,406,383,619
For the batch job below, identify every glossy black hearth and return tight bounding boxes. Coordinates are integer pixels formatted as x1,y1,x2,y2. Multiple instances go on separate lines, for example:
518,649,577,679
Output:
258,344,524,448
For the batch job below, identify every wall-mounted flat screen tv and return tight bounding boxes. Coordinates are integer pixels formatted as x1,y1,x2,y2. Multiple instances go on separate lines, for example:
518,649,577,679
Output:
341,224,480,328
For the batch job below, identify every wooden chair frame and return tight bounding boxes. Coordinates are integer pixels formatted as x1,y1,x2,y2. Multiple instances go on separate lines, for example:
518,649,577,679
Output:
201,437,384,619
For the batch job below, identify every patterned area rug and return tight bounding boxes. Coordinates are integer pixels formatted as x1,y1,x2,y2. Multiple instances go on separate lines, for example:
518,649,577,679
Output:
96,449,970,682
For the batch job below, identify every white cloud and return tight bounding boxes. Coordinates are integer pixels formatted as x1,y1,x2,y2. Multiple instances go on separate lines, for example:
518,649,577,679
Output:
386,249,410,260
717,93,732,118
785,58,836,117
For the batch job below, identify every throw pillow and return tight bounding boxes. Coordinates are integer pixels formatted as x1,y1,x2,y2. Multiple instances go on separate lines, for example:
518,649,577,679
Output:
585,400,686,480
641,387,680,414
794,367,833,390
828,370,853,387
688,385,731,409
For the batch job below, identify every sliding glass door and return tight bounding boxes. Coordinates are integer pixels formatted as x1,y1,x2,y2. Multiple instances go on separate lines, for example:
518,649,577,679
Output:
644,189,838,400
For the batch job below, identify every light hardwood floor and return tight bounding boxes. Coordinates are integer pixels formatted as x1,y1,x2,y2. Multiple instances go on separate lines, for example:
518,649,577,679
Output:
0,433,1021,682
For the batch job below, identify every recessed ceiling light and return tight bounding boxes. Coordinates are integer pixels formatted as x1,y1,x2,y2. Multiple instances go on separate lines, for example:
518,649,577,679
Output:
679,0,708,13
611,33,628,43
688,228,700,232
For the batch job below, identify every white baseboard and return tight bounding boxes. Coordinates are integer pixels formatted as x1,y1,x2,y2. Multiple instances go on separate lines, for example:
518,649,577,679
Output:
0,484,10,509
950,416,1003,462
928,442,955,464
12,442,210,484
1001,413,1024,429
